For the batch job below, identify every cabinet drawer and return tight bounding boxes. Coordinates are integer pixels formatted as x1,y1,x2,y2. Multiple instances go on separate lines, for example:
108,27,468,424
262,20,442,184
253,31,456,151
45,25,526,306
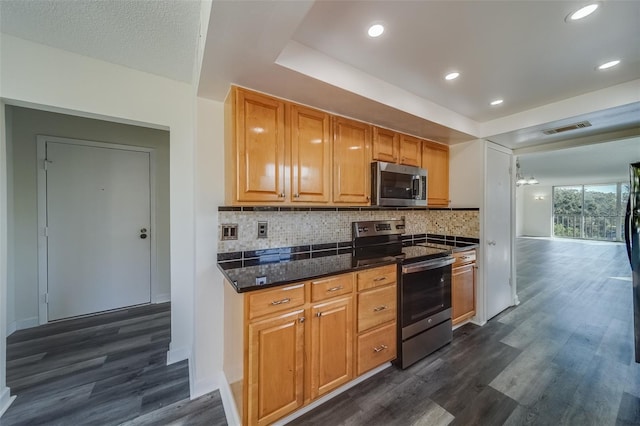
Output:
357,322,397,375
356,264,397,292
248,283,305,320
453,250,476,266
357,285,397,333
311,273,354,302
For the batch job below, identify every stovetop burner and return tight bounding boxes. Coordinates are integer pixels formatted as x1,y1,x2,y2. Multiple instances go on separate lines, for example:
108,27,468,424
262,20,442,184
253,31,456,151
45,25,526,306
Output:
352,219,450,267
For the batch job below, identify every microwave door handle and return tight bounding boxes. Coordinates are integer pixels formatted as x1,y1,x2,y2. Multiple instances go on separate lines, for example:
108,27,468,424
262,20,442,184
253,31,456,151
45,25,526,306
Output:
412,176,420,199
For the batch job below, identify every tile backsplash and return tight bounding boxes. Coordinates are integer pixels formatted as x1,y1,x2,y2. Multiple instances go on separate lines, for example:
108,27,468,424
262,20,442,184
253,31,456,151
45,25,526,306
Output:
218,208,479,254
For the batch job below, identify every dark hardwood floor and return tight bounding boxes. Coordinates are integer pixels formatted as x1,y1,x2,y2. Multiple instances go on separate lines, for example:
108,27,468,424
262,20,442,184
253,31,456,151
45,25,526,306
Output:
3,238,637,425
289,237,639,425
0,303,227,426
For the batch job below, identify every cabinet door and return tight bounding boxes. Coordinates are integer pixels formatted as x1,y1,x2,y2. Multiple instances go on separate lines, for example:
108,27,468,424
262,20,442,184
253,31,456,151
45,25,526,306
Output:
247,309,305,426
421,141,450,206
310,297,353,399
452,264,476,325
333,117,372,204
235,88,286,202
290,104,331,203
372,127,399,163
398,134,422,167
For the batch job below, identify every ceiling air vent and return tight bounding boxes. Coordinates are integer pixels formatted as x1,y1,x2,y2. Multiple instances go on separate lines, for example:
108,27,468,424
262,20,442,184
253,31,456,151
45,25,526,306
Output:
542,121,592,135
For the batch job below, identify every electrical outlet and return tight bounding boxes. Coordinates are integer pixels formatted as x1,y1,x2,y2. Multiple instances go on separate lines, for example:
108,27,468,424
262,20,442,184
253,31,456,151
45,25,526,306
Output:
258,221,268,238
221,224,238,240
256,276,267,285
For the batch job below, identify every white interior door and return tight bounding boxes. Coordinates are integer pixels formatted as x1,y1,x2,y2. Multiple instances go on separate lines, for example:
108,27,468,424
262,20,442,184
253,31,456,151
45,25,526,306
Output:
46,141,151,321
485,145,513,320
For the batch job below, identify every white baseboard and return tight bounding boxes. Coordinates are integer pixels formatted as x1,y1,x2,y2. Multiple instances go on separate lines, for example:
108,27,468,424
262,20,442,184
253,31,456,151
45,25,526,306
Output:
0,387,15,418
6,316,39,336
191,374,220,400
152,293,170,304
218,371,241,426
166,346,190,365
273,363,392,426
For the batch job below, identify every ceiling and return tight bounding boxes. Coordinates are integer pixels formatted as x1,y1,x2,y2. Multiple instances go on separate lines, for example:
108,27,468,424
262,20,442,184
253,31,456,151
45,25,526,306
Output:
0,0,200,83
1,0,638,179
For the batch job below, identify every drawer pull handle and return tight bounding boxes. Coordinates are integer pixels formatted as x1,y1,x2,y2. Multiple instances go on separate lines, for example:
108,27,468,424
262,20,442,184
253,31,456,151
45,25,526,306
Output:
327,286,343,292
373,344,388,353
373,305,388,312
373,277,387,282
271,298,291,306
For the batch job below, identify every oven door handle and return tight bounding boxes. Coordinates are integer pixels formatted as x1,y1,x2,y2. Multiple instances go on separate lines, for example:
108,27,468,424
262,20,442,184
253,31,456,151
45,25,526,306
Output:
402,256,455,274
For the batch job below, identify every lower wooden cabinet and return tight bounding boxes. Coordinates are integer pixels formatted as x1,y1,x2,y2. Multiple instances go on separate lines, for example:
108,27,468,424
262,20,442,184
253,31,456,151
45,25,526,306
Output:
452,249,476,325
356,322,396,376
223,265,398,425
310,296,353,399
247,309,305,426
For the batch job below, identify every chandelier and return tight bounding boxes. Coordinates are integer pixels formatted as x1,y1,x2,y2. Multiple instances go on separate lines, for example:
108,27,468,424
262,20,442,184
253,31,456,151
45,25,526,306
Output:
515,159,538,186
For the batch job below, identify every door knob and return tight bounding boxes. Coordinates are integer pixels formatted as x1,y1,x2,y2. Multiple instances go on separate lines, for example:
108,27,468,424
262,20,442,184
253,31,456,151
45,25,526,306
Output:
487,240,496,246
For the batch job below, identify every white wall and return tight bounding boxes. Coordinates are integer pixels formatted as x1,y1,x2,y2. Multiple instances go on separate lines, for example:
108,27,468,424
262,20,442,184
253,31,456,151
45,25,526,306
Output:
515,186,525,237
520,185,553,237
192,97,225,397
6,106,171,333
449,140,484,208
0,34,195,372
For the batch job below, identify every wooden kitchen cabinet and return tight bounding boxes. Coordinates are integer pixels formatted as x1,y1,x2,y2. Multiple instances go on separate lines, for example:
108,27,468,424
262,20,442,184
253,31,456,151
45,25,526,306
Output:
372,126,399,163
247,309,305,426
398,134,422,167
333,116,372,204
290,104,332,203
452,249,476,325
421,140,450,206
226,87,287,203
310,296,353,399
355,264,397,375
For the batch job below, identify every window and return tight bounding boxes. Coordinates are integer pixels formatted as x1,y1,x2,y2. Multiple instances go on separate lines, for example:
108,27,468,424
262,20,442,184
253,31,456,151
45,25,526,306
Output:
553,183,628,241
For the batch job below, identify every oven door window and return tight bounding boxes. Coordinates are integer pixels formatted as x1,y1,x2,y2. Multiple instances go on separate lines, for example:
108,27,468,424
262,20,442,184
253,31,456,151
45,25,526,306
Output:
402,267,452,327
380,171,416,200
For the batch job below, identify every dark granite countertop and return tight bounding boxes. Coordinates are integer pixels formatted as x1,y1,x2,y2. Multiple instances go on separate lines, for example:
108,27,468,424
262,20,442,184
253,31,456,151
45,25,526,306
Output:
218,241,479,293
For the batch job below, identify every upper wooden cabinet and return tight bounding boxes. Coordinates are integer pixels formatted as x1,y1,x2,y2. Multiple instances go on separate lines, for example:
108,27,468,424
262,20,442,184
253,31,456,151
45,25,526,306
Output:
333,116,371,204
290,104,332,203
226,87,332,204
372,127,399,163
398,134,422,167
421,140,450,207
225,87,285,202
226,87,287,203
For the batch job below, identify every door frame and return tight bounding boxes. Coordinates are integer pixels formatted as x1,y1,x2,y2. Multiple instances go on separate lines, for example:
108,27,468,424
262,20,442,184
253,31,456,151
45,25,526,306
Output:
36,135,158,324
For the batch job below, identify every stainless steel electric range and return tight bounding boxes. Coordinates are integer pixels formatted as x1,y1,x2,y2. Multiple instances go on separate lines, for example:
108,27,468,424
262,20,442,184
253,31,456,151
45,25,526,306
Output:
352,219,455,369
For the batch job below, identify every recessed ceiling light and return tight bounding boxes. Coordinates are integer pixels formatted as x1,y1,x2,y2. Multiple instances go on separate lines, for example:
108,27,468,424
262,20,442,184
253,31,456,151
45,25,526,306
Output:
368,24,384,38
445,72,460,81
490,99,504,106
566,3,599,21
597,60,620,70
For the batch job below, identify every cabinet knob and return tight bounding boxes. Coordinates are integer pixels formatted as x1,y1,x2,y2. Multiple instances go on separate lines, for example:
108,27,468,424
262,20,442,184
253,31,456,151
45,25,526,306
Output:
316,312,322,317
299,317,305,323
278,192,285,198
294,193,300,198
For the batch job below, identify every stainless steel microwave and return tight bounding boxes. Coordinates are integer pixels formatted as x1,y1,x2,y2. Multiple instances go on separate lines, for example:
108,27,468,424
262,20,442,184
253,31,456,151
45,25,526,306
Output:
371,161,427,207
